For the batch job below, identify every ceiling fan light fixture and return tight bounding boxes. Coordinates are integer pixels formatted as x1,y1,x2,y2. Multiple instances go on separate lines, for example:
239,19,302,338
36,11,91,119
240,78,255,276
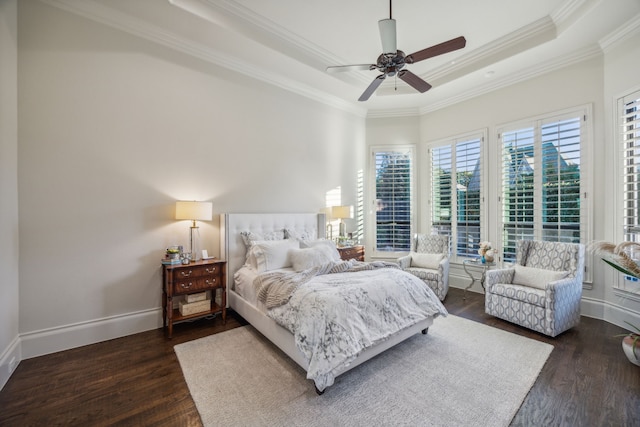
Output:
326,0,465,102
378,19,397,55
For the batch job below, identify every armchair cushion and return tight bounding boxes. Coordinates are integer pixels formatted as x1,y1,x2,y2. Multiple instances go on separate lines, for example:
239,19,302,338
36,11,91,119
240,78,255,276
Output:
488,283,547,308
410,252,444,269
512,265,569,290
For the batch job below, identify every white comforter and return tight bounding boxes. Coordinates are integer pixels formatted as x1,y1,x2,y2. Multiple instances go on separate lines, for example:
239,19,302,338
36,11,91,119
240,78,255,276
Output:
256,264,448,391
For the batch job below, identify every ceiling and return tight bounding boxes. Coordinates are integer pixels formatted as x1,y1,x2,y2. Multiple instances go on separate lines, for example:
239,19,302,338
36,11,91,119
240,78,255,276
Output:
44,0,640,117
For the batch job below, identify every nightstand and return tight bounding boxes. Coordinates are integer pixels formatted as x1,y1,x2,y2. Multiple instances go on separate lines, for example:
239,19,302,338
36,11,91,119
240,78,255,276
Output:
162,259,226,338
337,245,365,261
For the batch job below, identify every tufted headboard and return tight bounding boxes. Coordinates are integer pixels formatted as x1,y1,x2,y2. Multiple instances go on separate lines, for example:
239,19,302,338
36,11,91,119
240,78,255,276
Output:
220,213,326,292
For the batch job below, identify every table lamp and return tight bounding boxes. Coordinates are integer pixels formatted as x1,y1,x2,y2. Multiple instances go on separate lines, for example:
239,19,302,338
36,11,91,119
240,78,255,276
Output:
330,205,353,238
175,201,212,261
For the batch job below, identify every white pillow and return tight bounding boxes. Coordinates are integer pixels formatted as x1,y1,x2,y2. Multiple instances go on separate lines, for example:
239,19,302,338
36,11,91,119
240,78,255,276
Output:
240,230,284,248
290,245,336,271
300,239,341,261
512,264,569,289
284,228,317,242
249,239,299,273
410,252,444,269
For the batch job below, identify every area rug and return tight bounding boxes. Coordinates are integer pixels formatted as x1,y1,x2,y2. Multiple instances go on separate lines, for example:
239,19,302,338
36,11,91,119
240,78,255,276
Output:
174,315,553,427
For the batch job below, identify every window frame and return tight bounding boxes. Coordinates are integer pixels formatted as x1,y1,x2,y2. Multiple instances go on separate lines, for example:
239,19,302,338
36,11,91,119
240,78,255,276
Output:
497,105,592,281
616,88,640,296
368,144,416,258
425,129,488,263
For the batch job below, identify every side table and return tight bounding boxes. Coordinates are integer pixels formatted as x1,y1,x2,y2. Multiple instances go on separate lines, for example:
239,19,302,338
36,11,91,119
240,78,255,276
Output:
462,259,495,300
162,259,227,338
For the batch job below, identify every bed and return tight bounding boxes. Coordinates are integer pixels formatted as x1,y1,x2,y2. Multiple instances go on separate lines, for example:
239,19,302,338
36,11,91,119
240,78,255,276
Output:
220,212,447,393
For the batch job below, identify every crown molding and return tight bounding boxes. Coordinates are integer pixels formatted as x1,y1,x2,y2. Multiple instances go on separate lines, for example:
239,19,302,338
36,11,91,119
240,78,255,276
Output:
417,44,602,116
599,13,640,53
171,0,371,86
550,0,598,30
366,108,421,119
418,16,557,87
40,0,366,117
37,0,632,120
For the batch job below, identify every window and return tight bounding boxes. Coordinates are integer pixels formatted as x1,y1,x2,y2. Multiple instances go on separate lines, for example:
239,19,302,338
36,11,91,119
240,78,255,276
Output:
500,111,587,262
619,89,640,292
429,133,484,260
371,146,415,254
621,89,640,241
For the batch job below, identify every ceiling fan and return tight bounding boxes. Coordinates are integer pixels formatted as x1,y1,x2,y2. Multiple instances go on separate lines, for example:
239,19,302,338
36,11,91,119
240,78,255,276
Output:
327,0,466,102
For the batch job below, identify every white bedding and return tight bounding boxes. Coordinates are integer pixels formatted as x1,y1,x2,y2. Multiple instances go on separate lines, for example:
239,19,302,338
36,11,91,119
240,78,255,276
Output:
253,264,448,391
222,213,446,394
233,265,289,305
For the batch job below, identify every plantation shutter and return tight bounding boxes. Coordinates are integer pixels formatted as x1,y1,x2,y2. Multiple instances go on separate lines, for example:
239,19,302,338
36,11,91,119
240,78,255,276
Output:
431,145,452,238
621,90,640,242
429,135,483,259
455,138,482,257
540,117,582,243
373,148,414,252
501,127,536,261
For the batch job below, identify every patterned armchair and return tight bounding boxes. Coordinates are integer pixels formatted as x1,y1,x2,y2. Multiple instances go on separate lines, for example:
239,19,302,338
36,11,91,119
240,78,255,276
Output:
397,234,450,301
485,240,585,337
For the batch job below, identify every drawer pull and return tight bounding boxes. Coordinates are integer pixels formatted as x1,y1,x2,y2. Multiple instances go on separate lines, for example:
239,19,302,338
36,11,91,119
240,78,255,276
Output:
205,278,217,285
180,282,193,289
205,267,217,274
180,270,193,277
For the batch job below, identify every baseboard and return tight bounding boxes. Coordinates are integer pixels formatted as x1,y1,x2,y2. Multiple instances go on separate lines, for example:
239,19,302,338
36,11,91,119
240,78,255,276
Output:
581,297,640,331
20,308,163,359
0,335,21,391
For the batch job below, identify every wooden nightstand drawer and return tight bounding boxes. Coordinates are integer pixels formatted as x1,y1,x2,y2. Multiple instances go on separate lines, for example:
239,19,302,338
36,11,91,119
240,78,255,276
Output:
173,275,221,294
338,245,365,261
175,264,220,279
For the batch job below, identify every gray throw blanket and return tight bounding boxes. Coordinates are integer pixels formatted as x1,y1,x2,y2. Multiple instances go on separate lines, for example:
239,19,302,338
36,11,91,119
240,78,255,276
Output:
255,259,400,309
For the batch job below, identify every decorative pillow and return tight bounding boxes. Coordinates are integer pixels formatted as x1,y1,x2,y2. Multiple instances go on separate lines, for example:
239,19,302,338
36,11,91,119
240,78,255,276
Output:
249,239,299,273
410,252,444,269
512,264,569,289
284,228,317,242
240,230,285,249
290,245,336,272
300,239,341,261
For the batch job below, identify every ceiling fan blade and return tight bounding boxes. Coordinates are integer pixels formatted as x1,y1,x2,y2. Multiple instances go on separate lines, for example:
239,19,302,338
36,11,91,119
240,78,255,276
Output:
358,74,386,102
405,36,466,64
326,64,374,73
398,70,432,93
378,18,397,55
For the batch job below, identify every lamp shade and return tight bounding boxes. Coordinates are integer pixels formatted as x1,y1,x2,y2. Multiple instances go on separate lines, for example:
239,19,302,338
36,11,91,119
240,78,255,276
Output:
175,201,212,221
330,205,353,220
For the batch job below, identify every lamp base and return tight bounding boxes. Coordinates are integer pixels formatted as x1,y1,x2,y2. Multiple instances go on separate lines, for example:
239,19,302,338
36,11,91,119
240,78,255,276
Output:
190,225,201,262
339,220,346,238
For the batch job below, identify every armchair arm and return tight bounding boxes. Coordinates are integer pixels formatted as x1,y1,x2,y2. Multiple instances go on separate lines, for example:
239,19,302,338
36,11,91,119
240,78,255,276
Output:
545,276,583,309
438,257,449,277
545,275,583,336
397,255,411,269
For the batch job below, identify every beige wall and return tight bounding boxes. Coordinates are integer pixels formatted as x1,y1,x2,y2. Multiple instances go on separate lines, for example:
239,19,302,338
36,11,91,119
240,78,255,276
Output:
16,0,365,356
0,0,20,389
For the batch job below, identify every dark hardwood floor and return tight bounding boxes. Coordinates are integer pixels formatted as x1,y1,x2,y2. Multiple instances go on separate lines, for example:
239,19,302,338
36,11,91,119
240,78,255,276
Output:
1,287,638,426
